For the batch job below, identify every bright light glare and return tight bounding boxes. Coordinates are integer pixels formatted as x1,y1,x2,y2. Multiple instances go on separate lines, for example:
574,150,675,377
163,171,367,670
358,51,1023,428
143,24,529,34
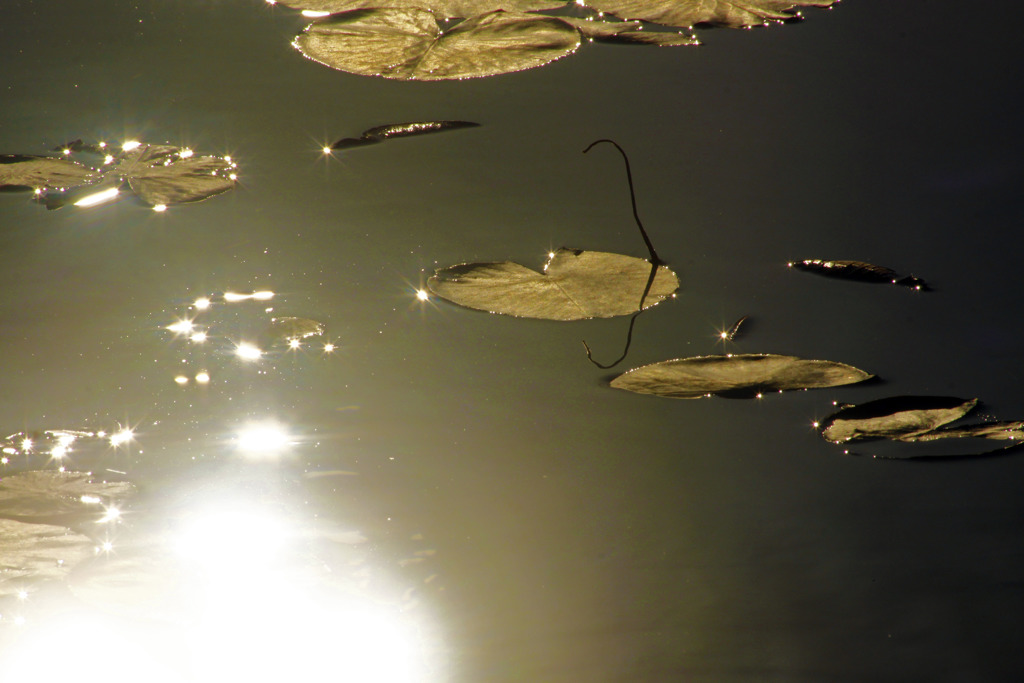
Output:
98,505,121,523
302,9,332,16
234,422,293,456
73,186,120,207
174,375,189,385
223,290,275,302
190,331,207,343
109,427,134,447
195,371,211,384
122,140,142,151
194,297,212,310
166,318,195,334
152,203,168,212
234,342,262,361
416,288,430,301
322,145,332,155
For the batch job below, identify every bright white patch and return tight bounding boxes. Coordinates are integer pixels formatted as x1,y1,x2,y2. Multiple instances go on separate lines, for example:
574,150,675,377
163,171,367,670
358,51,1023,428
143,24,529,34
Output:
416,289,429,301
234,342,262,361
121,140,142,152
73,186,120,207
152,203,167,212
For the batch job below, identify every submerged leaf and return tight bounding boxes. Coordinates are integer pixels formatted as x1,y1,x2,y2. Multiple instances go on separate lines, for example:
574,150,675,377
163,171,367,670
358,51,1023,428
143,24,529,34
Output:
818,396,979,444
331,120,480,149
789,259,930,291
294,9,581,81
428,248,678,320
581,0,835,29
0,518,96,597
611,353,873,399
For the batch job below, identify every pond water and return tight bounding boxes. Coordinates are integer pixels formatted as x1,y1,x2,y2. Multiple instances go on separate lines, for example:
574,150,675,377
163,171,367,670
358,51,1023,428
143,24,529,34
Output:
1,1,1023,680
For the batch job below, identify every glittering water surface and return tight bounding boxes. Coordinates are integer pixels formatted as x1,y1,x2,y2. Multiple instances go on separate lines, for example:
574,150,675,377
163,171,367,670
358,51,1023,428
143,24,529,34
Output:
1,1,1023,681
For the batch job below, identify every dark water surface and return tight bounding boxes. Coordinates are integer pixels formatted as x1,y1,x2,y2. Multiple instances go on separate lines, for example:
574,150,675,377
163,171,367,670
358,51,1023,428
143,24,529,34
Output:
2,1,1023,680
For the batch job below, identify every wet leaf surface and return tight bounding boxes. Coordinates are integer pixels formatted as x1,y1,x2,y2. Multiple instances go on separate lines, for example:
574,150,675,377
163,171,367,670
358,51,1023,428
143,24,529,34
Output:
0,142,238,209
428,248,678,320
611,353,873,399
330,120,480,149
581,0,836,29
294,9,582,80
818,396,980,444
789,259,931,291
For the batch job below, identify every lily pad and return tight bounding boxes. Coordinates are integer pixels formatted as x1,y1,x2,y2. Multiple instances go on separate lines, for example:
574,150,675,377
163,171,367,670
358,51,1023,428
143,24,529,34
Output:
0,154,98,191
789,259,930,291
610,353,873,399
581,0,836,29
331,120,480,149
275,0,565,18
294,9,582,81
0,470,134,522
1,142,238,209
427,248,678,320
0,518,97,597
818,396,979,444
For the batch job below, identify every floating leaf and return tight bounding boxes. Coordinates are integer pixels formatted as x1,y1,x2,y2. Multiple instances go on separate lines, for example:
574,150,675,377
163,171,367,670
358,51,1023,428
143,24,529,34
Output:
294,9,581,81
330,120,480,150
581,0,836,29
788,259,930,291
1,142,238,209
0,155,98,191
818,396,979,444
610,353,873,399
0,518,96,597
428,248,678,320
720,315,749,342
275,0,564,18
0,471,134,522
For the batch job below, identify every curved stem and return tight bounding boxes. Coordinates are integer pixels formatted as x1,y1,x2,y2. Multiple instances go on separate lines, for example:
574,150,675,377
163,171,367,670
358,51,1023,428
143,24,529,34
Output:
581,139,665,369
582,139,660,265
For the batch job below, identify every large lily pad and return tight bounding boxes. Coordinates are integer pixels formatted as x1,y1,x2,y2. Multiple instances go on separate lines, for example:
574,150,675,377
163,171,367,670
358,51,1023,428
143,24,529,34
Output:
427,248,678,320
582,0,836,29
294,9,582,81
610,353,873,399
819,396,988,444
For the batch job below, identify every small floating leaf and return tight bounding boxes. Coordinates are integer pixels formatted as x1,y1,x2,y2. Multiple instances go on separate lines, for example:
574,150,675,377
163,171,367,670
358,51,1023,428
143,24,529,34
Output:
294,9,581,81
331,120,480,150
581,0,835,29
789,259,930,291
720,315,749,342
611,353,872,399
427,248,678,320
818,396,979,444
